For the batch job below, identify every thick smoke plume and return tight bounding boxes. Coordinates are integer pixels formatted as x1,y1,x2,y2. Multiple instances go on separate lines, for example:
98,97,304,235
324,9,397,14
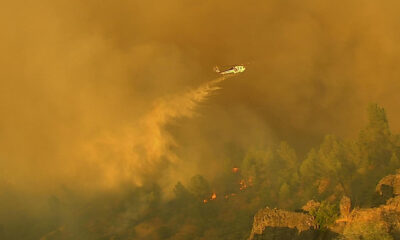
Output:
84,76,231,187
140,75,229,167
2,0,400,193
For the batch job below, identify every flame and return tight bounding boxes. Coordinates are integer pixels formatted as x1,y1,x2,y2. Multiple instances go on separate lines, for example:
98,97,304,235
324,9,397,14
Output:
203,193,217,203
232,167,239,173
239,179,247,190
239,177,253,191
211,192,217,200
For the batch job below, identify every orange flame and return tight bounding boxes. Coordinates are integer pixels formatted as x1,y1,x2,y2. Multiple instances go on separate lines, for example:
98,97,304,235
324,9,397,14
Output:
239,179,247,190
203,199,208,204
211,192,217,200
239,177,254,191
232,167,239,173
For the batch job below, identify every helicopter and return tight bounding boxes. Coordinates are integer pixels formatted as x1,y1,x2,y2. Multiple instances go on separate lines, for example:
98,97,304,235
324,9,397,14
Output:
213,64,246,75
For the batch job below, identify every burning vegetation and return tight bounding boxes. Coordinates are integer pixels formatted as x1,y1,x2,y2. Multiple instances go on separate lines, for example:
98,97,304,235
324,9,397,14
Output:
203,168,253,203
5,100,400,240
145,104,400,240
239,177,253,191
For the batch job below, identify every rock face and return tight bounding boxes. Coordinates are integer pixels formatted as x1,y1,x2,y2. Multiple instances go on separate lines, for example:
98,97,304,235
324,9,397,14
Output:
339,197,400,239
339,196,351,218
250,227,334,240
345,202,400,227
249,172,400,240
376,171,400,197
302,200,320,213
248,208,318,240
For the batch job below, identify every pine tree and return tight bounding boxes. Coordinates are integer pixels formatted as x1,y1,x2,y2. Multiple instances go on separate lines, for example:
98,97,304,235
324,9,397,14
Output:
279,182,290,200
318,135,345,178
188,175,210,199
389,153,400,171
173,181,191,199
358,104,392,167
277,141,298,170
300,148,320,181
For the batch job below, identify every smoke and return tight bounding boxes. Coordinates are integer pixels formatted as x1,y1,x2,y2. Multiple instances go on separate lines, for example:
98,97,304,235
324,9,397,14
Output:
2,0,400,192
2,0,400,238
84,75,231,188
139,75,229,165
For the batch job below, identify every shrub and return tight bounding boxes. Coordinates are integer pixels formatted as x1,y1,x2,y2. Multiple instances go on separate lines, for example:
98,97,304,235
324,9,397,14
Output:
310,201,339,229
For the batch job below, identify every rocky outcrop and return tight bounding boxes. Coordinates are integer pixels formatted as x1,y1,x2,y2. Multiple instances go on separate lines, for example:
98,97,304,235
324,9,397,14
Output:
250,227,338,240
339,196,351,218
345,203,400,227
302,200,320,213
248,208,317,240
337,197,400,239
249,172,400,240
376,170,400,197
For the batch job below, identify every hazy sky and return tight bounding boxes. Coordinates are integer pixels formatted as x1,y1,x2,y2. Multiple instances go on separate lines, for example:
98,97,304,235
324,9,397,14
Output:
1,0,400,201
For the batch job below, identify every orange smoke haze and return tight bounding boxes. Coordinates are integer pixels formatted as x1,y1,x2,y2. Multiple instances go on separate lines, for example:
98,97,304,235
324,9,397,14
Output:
1,1,400,236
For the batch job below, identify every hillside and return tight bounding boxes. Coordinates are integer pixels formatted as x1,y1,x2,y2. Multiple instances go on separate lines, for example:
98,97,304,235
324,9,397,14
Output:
249,171,400,240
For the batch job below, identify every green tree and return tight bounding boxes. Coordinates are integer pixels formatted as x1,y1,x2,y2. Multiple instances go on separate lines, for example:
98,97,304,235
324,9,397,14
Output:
358,104,392,167
389,153,400,171
350,104,395,205
317,135,352,196
310,201,339,229
279,182,290,200
173,181,191,200
277,141,298,170
241,149,274,185
300,148,321,181
188,175,210,199
318,135,345,176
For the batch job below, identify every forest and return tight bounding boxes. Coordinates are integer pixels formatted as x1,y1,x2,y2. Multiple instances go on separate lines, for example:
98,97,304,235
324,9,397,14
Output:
8,103,398,240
